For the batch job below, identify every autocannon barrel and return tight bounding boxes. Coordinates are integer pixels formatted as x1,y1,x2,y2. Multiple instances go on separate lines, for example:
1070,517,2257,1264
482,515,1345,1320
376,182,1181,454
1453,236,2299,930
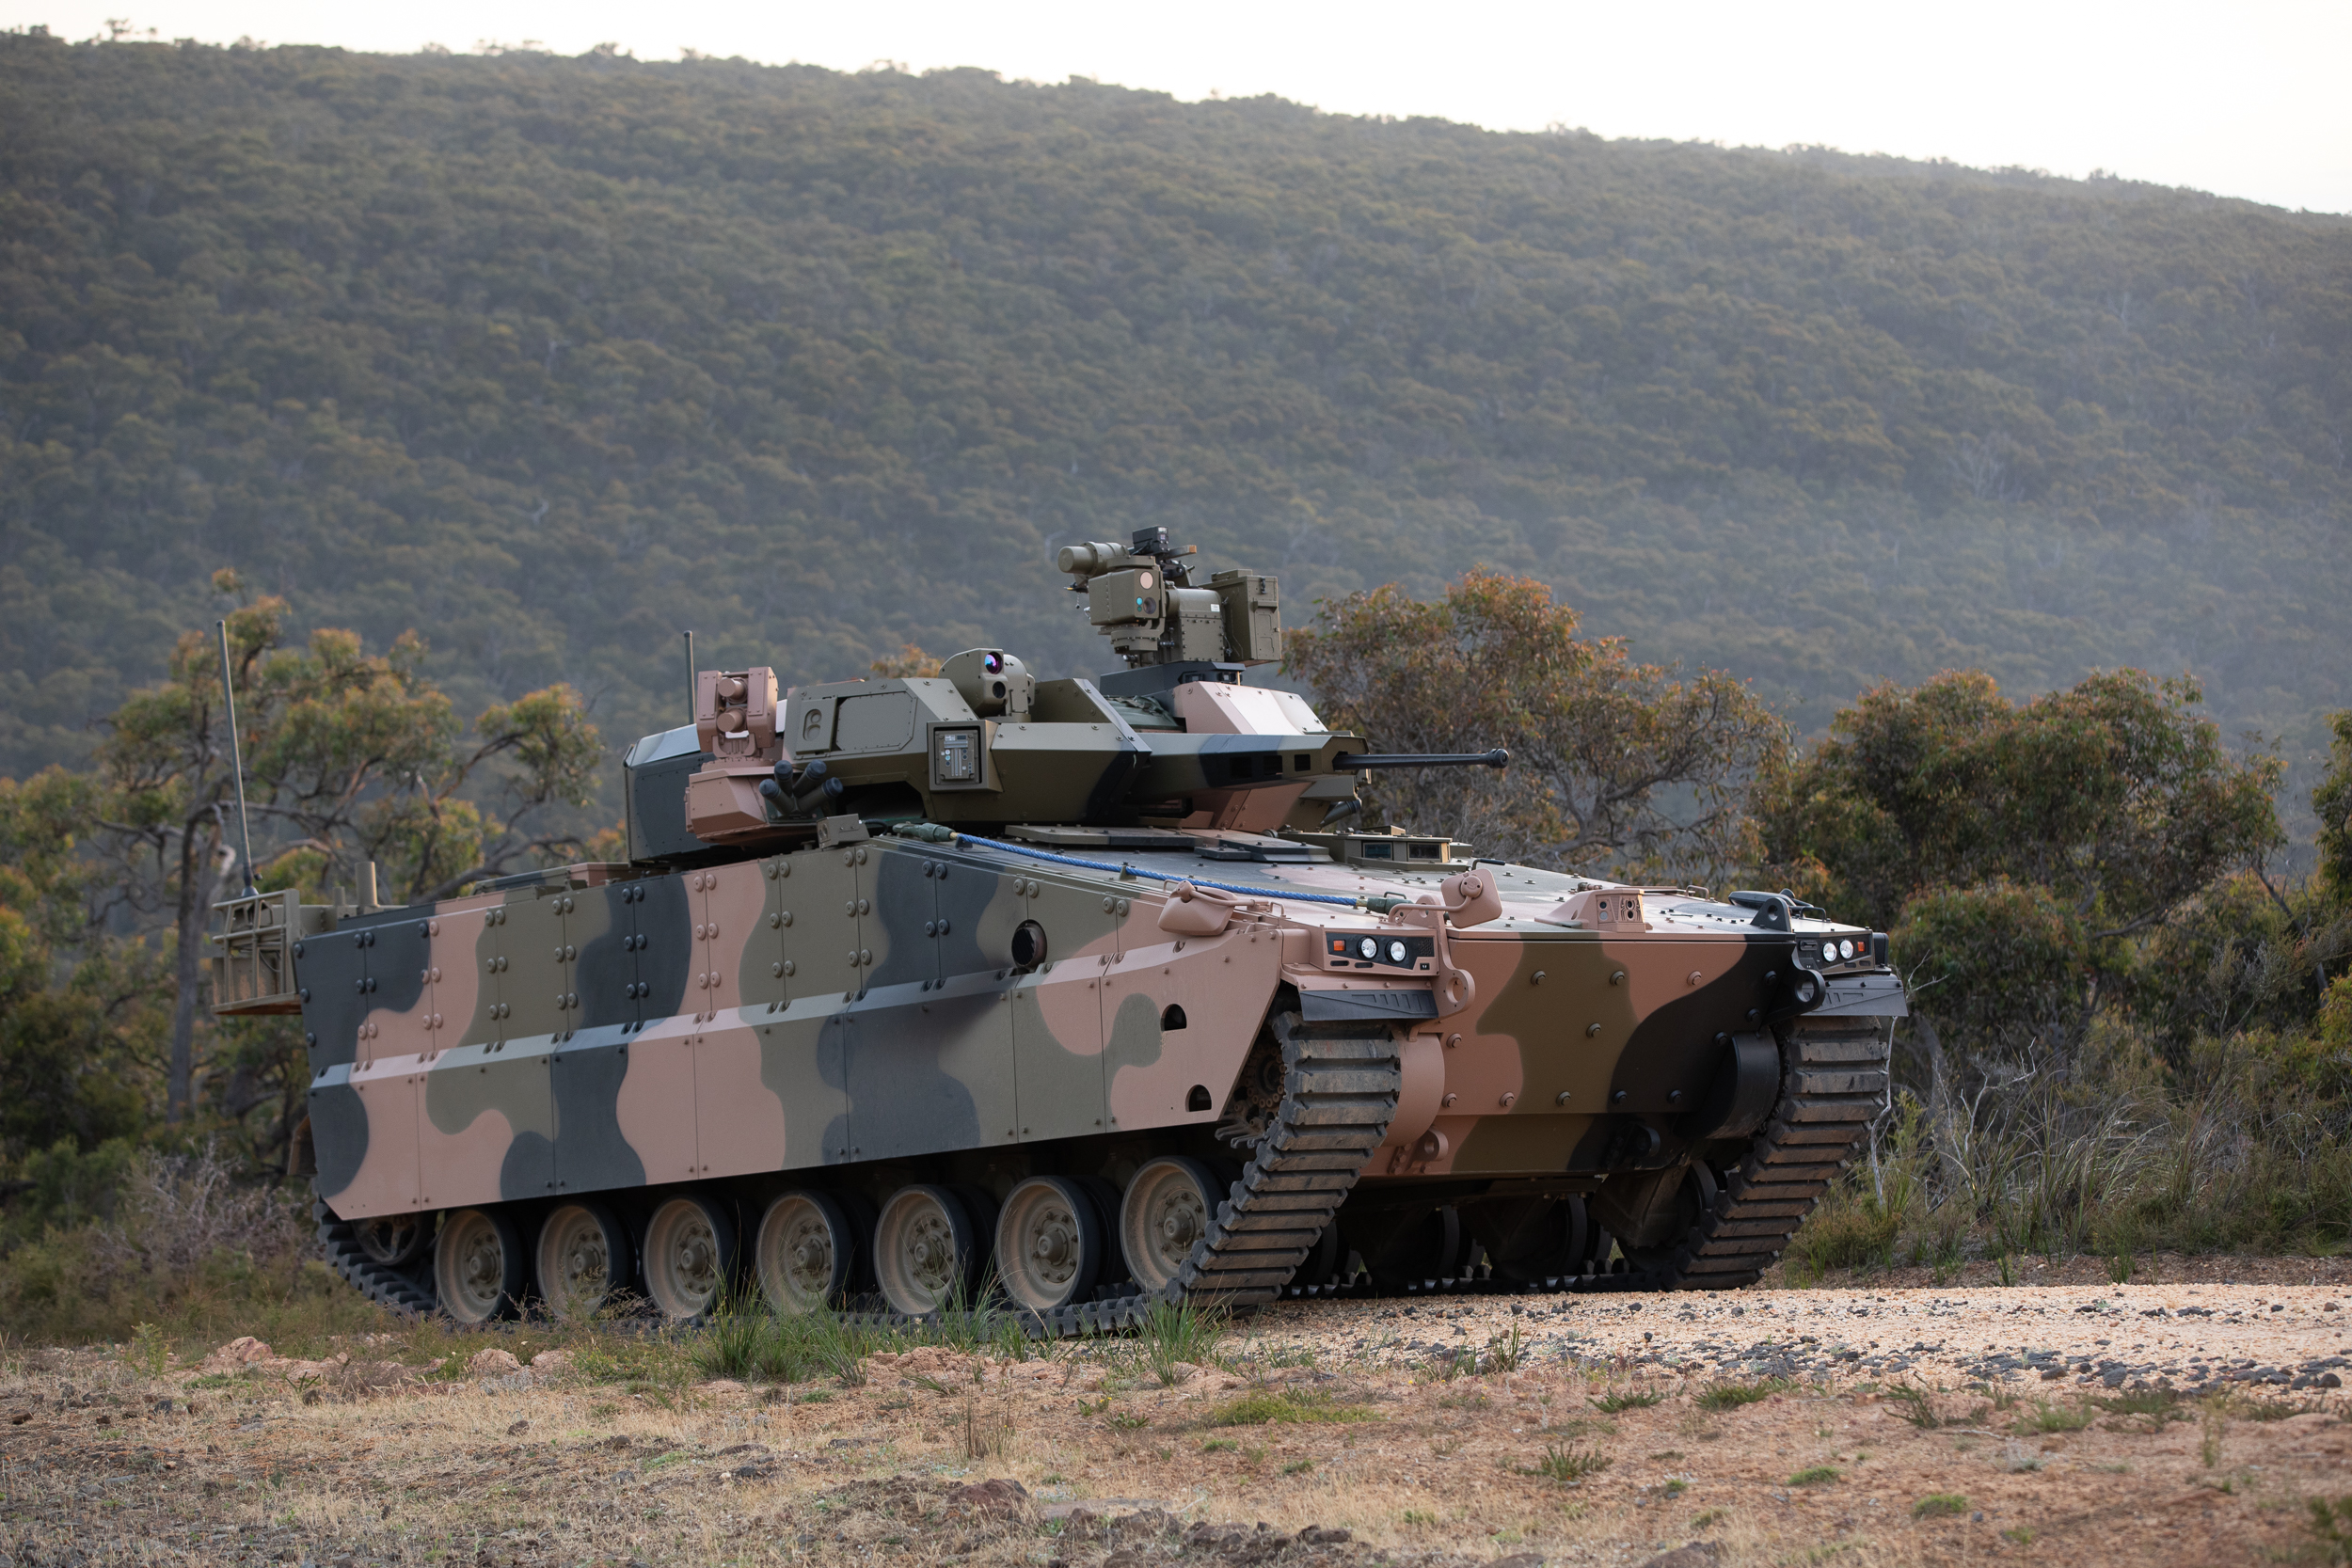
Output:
1330,747,1510,770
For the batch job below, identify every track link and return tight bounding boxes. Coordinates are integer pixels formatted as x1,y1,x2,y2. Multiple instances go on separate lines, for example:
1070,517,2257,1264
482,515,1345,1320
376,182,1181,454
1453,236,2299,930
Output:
313,1196,436,1316
1021,1012,1401,1335
1646,1016,1892,1290
312,1011,1887,1329
1280,1014,1893,1302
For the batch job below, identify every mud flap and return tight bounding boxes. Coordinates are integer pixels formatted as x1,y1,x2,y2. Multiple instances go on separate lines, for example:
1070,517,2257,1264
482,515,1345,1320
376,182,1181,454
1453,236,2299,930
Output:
285,1115,317,1179
1686,1031,1780,1141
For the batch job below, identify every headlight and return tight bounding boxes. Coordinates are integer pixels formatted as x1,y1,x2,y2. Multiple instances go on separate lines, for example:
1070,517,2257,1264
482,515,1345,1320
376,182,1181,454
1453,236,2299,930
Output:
1388,940,1407,963
1359,937,1377,959
1838,938,1854,960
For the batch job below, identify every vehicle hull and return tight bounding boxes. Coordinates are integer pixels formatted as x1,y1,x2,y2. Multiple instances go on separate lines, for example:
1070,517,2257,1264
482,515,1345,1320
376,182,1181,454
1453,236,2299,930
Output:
270,828,1900,1323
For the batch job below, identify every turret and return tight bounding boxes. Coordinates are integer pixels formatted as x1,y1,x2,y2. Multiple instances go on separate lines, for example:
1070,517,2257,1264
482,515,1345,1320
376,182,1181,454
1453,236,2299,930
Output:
618,531,1502,866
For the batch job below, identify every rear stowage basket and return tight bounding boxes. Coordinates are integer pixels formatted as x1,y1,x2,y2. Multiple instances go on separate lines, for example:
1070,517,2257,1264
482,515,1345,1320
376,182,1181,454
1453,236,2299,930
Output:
209,889,330,1015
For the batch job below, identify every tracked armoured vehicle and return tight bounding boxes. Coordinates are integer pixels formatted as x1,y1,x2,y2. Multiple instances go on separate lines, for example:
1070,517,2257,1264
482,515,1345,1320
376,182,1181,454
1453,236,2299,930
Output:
212,530,1902,1329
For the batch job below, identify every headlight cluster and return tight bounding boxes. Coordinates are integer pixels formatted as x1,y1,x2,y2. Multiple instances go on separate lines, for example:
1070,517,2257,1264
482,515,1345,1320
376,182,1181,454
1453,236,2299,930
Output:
1802,934,1872,968
1326,932,1436,970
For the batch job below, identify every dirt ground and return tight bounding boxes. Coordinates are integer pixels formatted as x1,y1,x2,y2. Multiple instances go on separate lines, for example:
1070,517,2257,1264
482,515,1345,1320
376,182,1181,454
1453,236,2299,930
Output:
5,1271,2352,1568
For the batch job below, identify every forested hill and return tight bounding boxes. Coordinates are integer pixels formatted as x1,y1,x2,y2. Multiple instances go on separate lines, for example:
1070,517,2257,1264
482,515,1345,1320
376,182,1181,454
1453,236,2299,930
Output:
3,33,2347,812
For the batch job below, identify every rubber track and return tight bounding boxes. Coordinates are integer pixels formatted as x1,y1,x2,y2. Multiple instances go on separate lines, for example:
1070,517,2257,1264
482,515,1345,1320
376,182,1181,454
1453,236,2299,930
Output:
1638,1017,1892,1291
313,1196,437,1317
1013,1012,1401,1335
314,1011,1887,1329
1281,1015,1895,1301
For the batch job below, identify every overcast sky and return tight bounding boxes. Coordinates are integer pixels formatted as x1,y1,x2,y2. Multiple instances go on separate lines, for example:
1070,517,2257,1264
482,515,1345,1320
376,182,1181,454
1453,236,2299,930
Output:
9,0,2348,214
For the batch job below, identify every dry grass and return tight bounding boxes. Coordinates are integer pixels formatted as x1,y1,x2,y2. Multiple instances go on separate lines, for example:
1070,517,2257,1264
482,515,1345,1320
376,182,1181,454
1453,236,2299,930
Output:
1784,1045,2352,1288
5,1291,2348,1568
0,1144,375,1353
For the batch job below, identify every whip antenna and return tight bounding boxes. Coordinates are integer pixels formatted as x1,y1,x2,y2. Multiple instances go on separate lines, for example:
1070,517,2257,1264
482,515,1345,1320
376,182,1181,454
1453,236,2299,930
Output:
216,619,258,896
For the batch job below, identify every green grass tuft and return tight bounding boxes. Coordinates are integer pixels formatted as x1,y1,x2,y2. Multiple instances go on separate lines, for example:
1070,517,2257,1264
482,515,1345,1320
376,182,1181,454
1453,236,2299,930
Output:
1913,1493,1969,1519
1210,1387,1375,1426
1695,1377,1790,1413
2093,1386,2188,1428
2306,1495,2352,1564
687,1294,893,1386
2011,1399,2095,1433
1589,1387,1664,1413
1520,1443,1613,1484
1136,1294,1226,1387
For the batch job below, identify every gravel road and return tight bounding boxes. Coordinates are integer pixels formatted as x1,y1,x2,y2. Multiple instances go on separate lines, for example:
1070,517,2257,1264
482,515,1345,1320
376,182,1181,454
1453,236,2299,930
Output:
1246,1279,2352,1397
6,1275,2350,1568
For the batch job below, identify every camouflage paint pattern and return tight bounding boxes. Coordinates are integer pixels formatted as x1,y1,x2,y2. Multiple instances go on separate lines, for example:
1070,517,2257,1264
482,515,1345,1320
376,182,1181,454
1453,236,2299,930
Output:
304,836,1292,1220
234,531,1901,1307
300,816,1872,1226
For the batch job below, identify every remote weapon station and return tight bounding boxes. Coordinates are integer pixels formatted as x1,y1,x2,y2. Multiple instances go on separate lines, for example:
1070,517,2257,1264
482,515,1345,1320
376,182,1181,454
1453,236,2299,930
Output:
213,531,1902,1328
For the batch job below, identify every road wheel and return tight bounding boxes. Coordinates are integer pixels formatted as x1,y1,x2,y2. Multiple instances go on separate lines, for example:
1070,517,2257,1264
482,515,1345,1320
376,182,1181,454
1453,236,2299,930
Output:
994,1176,1104,1312
535,1202,632,1319
1072,1174,1130,1283
1291,1222,1344,1289
873,1184,980,1315
1351,1202,1462,1288
1580,1195,1617,1275
755,1191,858,1315
354,1213,427,1268
643,1195,736,1321
434,1208,524,1324
1487,1196,1596,1284
1620,1164,1721,1277
1119,1156,1222,1292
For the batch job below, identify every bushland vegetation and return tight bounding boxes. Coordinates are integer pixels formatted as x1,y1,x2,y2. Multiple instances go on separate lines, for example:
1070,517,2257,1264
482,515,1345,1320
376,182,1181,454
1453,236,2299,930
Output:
0,32,2346,823
2,30,2348,1335
1,567,2344,1340
0,578,605,1342
1312,572,2351,1276
1752,682,2352,1275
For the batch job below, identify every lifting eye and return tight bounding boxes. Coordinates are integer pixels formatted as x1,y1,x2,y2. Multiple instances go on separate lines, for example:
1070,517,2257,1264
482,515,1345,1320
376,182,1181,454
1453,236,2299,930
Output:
1160,1004,1188,1031
1185,1084,1213,1112
1010,920,1048,969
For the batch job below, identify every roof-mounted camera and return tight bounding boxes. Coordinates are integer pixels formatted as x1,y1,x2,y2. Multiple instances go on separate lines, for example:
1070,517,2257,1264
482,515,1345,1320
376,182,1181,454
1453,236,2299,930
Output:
1056,531,1279,669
